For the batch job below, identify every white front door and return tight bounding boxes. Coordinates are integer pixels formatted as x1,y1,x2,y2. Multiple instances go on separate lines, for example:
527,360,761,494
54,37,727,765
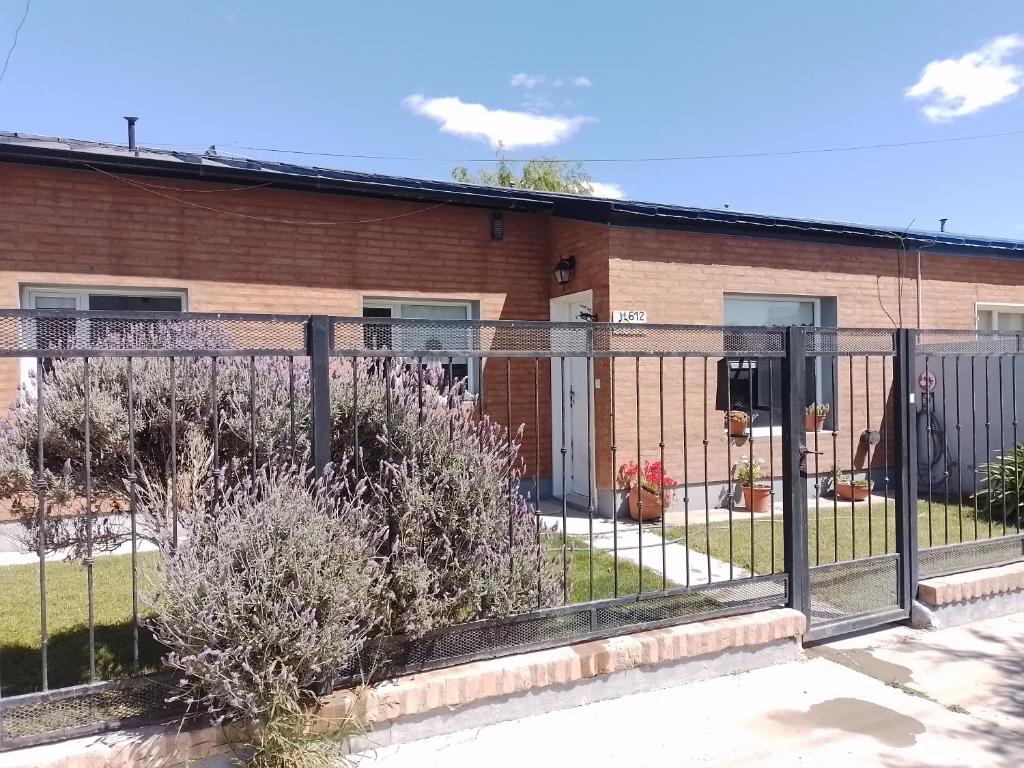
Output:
550,292,595,502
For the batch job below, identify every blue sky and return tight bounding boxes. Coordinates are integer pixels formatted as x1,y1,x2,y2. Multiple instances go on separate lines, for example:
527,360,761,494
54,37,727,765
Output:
1,1,1023,237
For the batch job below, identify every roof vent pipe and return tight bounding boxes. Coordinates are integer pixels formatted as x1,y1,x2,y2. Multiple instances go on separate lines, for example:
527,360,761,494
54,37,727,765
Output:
123,116,138,153
939,218,947,232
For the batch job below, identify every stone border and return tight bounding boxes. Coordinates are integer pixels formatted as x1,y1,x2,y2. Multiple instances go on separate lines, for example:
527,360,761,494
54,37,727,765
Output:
912,562,1024,630
3,609,806,768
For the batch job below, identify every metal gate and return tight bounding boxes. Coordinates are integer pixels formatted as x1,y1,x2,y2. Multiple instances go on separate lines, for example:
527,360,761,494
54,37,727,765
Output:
782,328,916,642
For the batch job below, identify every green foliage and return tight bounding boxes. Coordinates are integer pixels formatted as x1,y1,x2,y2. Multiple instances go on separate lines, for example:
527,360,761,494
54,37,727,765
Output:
452,142,595,194
974,443,1024,525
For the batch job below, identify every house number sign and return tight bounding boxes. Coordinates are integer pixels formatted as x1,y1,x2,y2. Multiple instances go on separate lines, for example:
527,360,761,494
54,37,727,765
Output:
613,310,647,324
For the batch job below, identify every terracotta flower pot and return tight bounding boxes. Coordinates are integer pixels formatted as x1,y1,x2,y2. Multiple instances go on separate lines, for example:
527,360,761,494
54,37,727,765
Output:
741,485,772,513
728,421,750,438
835,482,871,501
628,485,665,521
805,413,826,432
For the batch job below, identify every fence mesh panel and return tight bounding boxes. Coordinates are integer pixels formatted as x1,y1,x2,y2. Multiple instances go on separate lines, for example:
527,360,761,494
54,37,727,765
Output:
919,536,1024,579
332,319,787,357
0,311,307,356
809,556,899,625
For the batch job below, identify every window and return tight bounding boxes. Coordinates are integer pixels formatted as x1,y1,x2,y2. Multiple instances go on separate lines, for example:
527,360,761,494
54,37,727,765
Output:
719,295,825,431
362,300,477,391
20,286,185,371
977,304,1024,332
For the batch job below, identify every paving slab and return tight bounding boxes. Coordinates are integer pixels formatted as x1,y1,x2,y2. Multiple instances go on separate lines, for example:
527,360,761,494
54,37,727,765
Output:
353,653,1021,768
811,612,1024,733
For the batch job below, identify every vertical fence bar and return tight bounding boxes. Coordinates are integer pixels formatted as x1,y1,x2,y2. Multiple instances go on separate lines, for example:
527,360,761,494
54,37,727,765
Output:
559,356,568,604
634,356,643,590
865,355,873,557
170,357,179,551
83,357,96,683
725,355,734,580
999,354,1007,534
534,357,542,606
782,327,810,621
1014,340,1021,535
941,355,950,545
830,356,839,562
127,357,139,674
681,357,691,586
955,356,964,542
894,329,919,609
747,356,755,576
249,355,258,482
769,358,777,572
587,355,595,600
35,356,48,692
925,355,933,547
307,316,331,477
210,356,221,505
882,355,890,553
971,356,979,540
702,358,712,583
610,357,619,597
658,356,667,588
287,356,296,462
848,355,856,560
984,355,992,539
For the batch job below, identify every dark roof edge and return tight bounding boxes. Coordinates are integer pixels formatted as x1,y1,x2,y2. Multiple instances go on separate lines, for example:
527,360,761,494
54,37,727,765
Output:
0,140,557,214
1,136,1022,260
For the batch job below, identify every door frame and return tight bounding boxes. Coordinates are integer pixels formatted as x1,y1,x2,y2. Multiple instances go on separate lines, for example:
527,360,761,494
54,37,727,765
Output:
549,290,596,507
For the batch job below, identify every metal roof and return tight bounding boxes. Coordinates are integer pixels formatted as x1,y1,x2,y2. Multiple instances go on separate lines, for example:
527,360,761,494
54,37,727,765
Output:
2,130,1023,260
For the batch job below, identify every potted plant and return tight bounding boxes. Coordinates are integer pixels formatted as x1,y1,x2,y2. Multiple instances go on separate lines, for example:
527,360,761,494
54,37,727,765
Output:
805,402,830,432
734,457,772,513
726,410,755,438
618,460,676,521
832,467,871,501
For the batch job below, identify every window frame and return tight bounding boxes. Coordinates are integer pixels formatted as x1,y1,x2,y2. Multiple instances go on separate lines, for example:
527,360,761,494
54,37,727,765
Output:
19,285,188,382
362,298,478,393
722,293,824,436
975,302,1024,332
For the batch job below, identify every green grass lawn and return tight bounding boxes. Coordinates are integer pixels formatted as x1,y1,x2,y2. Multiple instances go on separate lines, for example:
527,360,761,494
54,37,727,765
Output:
0,552,162,696
0,538,679,697
561,536,677,603
665,500,1017,576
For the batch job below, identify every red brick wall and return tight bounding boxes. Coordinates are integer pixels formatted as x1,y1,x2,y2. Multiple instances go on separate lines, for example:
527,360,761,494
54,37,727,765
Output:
0,163,577,481
605,227,1024,496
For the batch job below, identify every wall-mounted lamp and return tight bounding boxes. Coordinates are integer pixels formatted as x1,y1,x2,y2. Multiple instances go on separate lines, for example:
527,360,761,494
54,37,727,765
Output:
491,212,504,241
553,256,576,286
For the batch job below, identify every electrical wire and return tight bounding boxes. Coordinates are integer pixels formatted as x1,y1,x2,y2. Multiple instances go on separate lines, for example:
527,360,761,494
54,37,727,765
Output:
0,0,31,88
223,128,1024,164
81,163,451,226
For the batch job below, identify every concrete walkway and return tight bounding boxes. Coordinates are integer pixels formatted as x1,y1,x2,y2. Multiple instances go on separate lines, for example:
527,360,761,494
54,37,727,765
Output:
538,505,746,584
354,613,1024,767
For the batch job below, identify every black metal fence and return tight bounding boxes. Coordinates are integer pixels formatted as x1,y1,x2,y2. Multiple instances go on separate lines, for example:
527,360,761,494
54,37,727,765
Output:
0,311,1021,750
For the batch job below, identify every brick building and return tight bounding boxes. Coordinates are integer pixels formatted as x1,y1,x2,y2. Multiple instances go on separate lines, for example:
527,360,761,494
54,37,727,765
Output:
2,132,1023,515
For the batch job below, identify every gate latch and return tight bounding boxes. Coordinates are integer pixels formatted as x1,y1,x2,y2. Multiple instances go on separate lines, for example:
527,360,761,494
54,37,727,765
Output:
799,444,823,474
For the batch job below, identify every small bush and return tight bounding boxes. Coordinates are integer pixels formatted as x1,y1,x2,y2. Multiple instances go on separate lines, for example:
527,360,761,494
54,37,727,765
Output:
974,443,1024,526
149,464,384,724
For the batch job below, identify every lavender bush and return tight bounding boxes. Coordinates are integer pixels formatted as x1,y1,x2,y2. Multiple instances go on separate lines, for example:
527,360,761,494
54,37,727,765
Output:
149,463,384,724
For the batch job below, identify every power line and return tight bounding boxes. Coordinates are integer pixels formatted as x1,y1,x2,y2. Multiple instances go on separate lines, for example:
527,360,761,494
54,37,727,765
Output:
224,128,1024,164
0,0,30,88
82,163,451,226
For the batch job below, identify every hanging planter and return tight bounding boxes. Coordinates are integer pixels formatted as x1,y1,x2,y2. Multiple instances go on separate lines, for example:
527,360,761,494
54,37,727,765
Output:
727,410,754,438
805,402,830,432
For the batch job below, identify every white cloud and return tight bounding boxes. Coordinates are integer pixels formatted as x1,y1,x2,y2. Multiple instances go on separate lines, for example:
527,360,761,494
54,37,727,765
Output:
587,181,625,199
403,94,592,149
906,34,1024,121
509,73,545,89
573,76,593,87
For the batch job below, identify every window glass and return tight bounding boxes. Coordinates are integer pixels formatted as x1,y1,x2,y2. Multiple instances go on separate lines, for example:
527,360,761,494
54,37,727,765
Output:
362,302,474,390
88,294,182,312
720,296,822,430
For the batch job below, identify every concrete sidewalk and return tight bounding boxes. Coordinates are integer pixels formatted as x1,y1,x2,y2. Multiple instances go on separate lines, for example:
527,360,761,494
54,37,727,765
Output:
353,613,1024,767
